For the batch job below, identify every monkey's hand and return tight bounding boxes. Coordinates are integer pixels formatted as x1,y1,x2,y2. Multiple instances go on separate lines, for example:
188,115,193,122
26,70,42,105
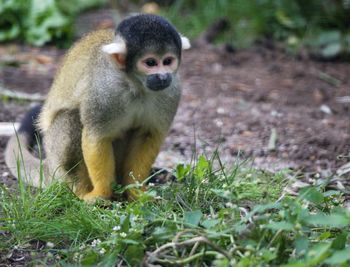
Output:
122,131,165,201
81,128,115,202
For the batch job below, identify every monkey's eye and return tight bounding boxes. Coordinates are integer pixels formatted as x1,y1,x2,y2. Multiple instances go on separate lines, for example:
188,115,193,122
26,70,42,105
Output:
144,58,158,67
163,57,174,66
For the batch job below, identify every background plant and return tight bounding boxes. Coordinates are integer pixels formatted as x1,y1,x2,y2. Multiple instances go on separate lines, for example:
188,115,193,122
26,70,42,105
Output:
2,0,350,58
163,0,350,59
0,0,106,46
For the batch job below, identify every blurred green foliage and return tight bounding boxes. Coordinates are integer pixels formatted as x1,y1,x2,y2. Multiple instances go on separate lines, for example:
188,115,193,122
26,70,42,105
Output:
1,0,349,57
164,0,350,58
0,0,106,46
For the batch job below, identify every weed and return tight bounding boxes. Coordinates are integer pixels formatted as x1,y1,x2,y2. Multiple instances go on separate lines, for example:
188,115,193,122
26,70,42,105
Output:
0,155,349,265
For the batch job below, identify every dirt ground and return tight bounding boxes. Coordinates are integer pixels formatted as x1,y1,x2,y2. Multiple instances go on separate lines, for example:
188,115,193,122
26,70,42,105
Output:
1,14,350,190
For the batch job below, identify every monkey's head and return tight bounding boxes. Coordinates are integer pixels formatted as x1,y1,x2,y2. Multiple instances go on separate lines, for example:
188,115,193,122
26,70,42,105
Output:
102,14,190,91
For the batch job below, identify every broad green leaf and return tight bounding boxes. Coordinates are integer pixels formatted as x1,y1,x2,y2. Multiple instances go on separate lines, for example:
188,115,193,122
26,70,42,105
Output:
322,43,342,58
259,248,277,261
120,215,130,233
211,189,233,200
151,226,174,241
331,232,347,250
325,247,350,264
318,231,331,240
176,163,191,181
306,243,331,265
299,187,324,204
122,239,140,245
295,236,309,256
317,31,341,46
194,155,210,179
98,251,120,267
80,250,99,265
124,244,144,266
202,218,220,229
282,262,311,267
184,210,202,226
250,203,282,215
304,213,350,227
265,221,294,231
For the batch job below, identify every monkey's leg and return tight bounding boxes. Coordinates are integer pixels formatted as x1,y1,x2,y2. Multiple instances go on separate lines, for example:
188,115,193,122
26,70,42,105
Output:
81,129,115,201
44,109,91,194
122,131,165,200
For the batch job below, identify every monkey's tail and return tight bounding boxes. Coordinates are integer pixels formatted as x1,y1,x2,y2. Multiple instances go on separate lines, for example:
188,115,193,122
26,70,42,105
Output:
4,105,50,188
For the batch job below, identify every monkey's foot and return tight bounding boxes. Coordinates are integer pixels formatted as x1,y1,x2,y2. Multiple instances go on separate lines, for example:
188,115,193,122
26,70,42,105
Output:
82,190,113,204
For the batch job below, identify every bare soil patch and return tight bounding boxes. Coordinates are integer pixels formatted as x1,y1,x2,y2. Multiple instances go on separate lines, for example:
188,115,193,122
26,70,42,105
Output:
173,44,350,175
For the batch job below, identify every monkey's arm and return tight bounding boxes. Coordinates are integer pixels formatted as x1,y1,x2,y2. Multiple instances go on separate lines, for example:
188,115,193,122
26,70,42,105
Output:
81,128,115,201
122,131,165,200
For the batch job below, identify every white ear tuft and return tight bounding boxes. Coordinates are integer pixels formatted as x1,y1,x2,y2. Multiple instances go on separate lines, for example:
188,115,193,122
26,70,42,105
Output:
102,36,126,54
181,36,191,50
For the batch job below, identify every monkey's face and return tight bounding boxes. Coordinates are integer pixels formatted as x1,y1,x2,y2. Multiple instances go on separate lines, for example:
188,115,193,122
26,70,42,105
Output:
102,15,191,91
135,52,179,91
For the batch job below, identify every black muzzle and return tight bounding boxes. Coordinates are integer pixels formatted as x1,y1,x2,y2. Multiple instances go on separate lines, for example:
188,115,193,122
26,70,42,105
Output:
146,73,172,91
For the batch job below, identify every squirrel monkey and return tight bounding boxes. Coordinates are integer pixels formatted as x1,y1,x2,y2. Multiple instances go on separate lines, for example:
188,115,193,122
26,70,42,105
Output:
5,14,190,202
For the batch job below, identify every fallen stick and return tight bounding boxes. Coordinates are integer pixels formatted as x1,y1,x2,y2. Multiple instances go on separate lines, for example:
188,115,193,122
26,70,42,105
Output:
317,71,341,87
0,86,45,101
268,128,278,151
336,96,350,103
0,122,20,136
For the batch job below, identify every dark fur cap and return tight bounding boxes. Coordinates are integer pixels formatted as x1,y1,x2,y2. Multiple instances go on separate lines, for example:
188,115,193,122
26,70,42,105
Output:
117,14,182,72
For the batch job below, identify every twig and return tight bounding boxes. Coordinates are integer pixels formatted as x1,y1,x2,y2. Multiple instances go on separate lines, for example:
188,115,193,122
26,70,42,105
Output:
336,96,350,103
154,251,220,265
317,71,341,87
337,162,350,176
145,235,231,265
267,229,283,249
268,128,278,151
0,122,20,136
0,85,45,101
189,241,200,256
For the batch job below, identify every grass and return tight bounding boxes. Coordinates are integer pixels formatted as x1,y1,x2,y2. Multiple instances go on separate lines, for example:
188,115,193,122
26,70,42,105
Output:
0,154,349,266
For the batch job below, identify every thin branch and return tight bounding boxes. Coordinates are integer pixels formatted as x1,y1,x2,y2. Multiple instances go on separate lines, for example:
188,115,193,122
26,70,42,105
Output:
145,235,231,265
154,251,221,265
0,86,45,101
0,122,20,136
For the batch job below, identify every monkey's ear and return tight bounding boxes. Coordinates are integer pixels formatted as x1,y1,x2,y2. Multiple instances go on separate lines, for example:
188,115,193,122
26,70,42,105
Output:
181,35,191,50
102,36,127,68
